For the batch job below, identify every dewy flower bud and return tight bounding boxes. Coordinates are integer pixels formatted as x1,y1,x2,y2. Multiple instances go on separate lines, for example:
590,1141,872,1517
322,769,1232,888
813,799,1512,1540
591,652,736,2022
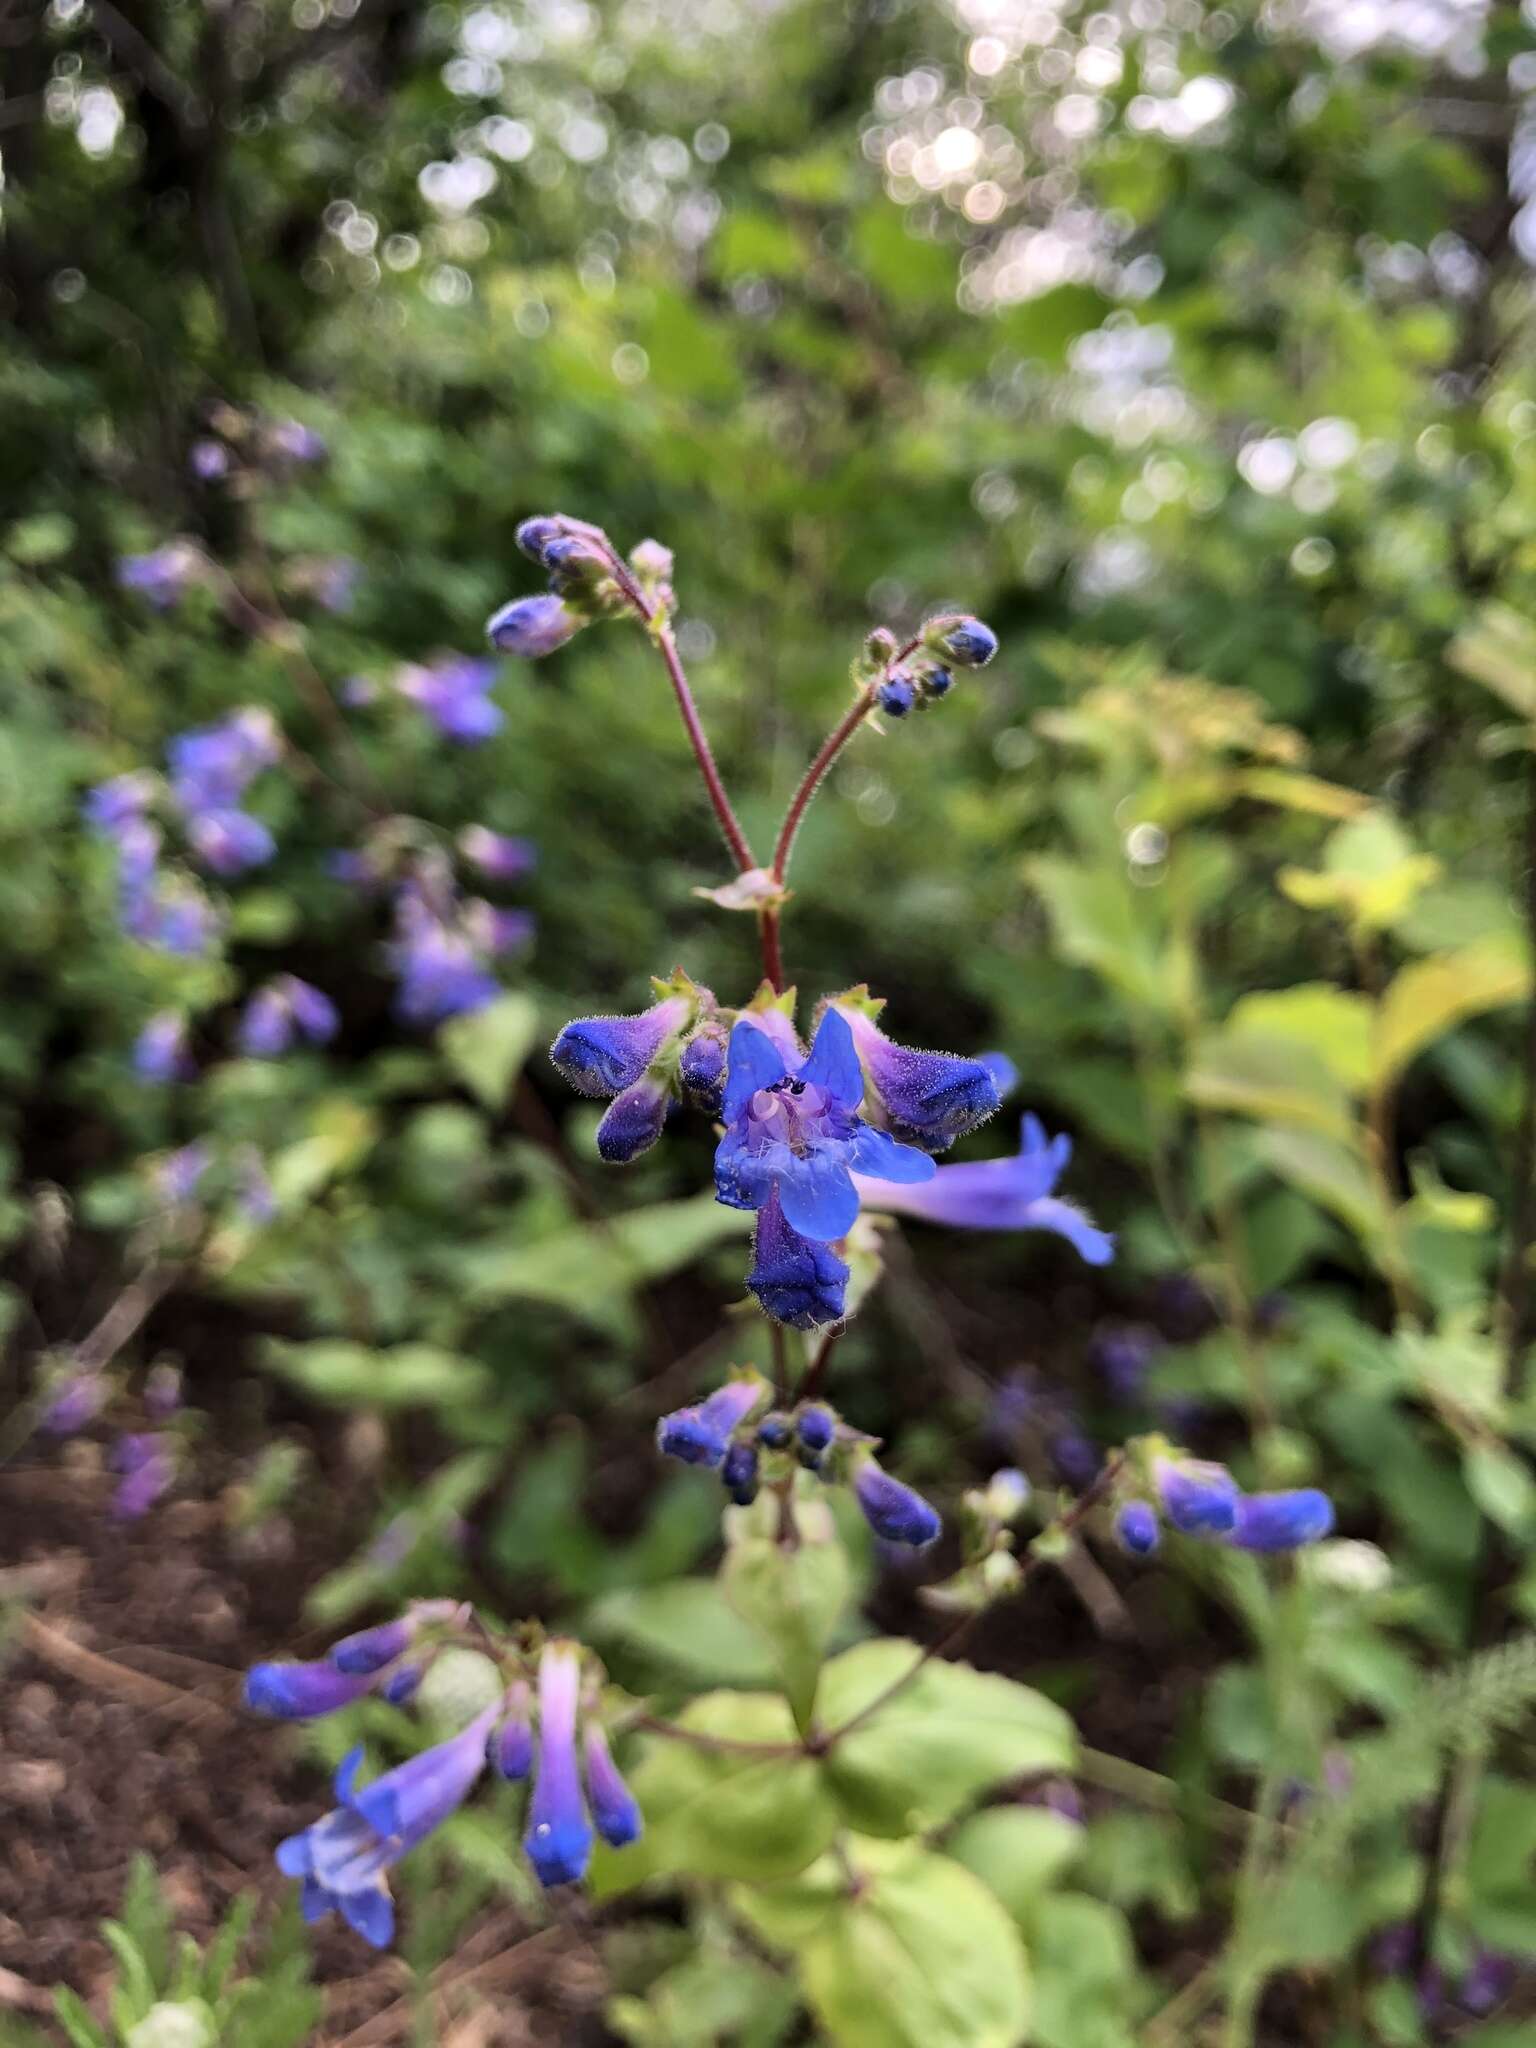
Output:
524,1641,594,1887
485,592,582,658
721,1440,760,1505
551,995,691,1099
1115,1501,1161,1555
853,1460,942,1549
1155,1458,1239,1534
932,616,998,668
583,1724,643,1849
656,1375,767,1468
596,1076,671,1163
876,675,918,719
1227,1489,1334,1551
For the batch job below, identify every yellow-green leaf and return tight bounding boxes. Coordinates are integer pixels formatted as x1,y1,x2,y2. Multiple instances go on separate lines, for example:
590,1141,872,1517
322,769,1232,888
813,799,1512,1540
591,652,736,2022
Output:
1373,940,1530,1091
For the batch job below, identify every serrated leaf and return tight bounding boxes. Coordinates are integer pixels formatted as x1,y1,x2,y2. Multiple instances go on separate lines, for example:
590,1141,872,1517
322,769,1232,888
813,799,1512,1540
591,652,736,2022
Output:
816,1642,1075,1836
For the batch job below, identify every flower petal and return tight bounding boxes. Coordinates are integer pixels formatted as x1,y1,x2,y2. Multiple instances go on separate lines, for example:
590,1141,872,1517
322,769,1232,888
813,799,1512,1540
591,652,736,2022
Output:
776,1153,860,1242
846,1125,937,1185
722,1019,789,1124
799,1007,863,1110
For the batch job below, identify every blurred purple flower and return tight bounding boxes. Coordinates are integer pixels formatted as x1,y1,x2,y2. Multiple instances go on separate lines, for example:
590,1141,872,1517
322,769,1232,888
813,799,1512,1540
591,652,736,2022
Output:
116,543,200,610
112,1432,175,1520
397,657,504,744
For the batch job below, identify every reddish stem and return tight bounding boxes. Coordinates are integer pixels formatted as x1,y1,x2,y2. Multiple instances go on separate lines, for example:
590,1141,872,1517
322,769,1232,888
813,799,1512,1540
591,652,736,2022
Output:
601,542,757,877
769,635,920,890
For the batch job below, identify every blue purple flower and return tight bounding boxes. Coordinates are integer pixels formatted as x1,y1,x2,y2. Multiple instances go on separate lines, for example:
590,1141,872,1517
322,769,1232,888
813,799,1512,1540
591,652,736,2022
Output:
397,657,504,743
746,1187,852,1328
932,616,998,667
1155,1458,1239,1535
656,1374,767,1469
168,709,280,814
389,882,501,1024
832,1000,1001,1155
186,807,275,875
1115,1502,1161,1555
495,1686,535,1781
583,1724,642,1849
133,1012,192,1084
39,1370,107,1436
84,772,157,834
111,1432,176,1520
116,542,200,610
524,1642,594,1888
716,1008,934,1244
246,1657,379,1720
1227,1489,1335,1551
486,593,583,659
155,1142,212,1206
851,1113,1113,1266
551,993,692,1099
852,1460,942,1549
459,827,537,880
276,1703,498,1947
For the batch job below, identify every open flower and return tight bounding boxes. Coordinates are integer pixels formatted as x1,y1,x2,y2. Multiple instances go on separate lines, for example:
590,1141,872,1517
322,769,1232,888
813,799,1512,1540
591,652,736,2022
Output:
715,1008,934,1243
523,1642,594,1888
852,1114,1113,1266
276,1704,499,1947
746,1187,851,1327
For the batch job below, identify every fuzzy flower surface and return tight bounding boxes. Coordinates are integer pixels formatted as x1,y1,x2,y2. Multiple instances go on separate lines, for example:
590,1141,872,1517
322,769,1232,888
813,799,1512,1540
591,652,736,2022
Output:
852,1113,1113,1265
715,1008,934,1243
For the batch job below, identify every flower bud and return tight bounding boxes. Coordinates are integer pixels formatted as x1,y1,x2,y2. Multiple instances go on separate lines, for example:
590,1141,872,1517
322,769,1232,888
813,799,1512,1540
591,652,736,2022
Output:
596,1076,671,1163
721,1440,760,1505
583,1723,643,1849
797,1404,835,1463
486,592,582,658
656,1375,768,1469
1115,1501,1160,1555
1155,1458,1239,1535
932,616,998,668
679,1024,728,1117
1227,1489,1334,1551
853,1460,942,1549
515,516,563,562
877,676,918,719
923,666,954,699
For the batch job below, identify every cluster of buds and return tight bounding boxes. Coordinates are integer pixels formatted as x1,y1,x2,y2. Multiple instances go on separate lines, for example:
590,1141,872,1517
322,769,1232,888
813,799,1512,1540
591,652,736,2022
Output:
857,614,998,722
246,1614,640,1942
485,514,638,662
1112,1441,1334,1556
655,1372,943,1550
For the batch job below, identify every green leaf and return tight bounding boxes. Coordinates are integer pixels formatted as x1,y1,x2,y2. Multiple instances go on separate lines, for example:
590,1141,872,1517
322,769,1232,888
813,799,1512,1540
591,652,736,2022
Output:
1372,940,1530,1092
945,1808,1084,1920
1026,856,1171,1012
262,1338,491,1409
51,1991,108,2048
1447,602,1536,720
1278,811,1441,931
1225,985,1374,1091
816,1641,1075,1836
585,1576,787,1690
590,1691,838,1893
1023,1893,1141,2048
797,1842,1031,2048
439,993,540,1112
722,1517,851,1731
1464,1444,1536,1539
1184,1029,1352,1139
1250,1128,1387,1251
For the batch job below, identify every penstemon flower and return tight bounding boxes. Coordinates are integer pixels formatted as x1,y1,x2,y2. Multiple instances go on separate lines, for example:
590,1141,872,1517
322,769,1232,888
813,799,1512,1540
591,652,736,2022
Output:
523,1640,595,1888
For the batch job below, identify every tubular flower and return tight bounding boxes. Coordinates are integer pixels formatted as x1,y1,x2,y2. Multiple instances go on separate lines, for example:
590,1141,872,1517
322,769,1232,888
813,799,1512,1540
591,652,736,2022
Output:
1155,1458,1239,1535
1116,1501,1161,1556
524,1642,594,1888
852,1460,942,1549
656,1374,767,1469
831,999,1001,1155
276,1704,498,1948
1227,1489,1335,1551
486,593,582,658
597,1076,671,1164
583,1724,643,1849
715,1008,934,1244
745,1187,851,1328
246,1657,379,1720
852,1113,1113,1267
495,1685,535,1781
551,993,692,1099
